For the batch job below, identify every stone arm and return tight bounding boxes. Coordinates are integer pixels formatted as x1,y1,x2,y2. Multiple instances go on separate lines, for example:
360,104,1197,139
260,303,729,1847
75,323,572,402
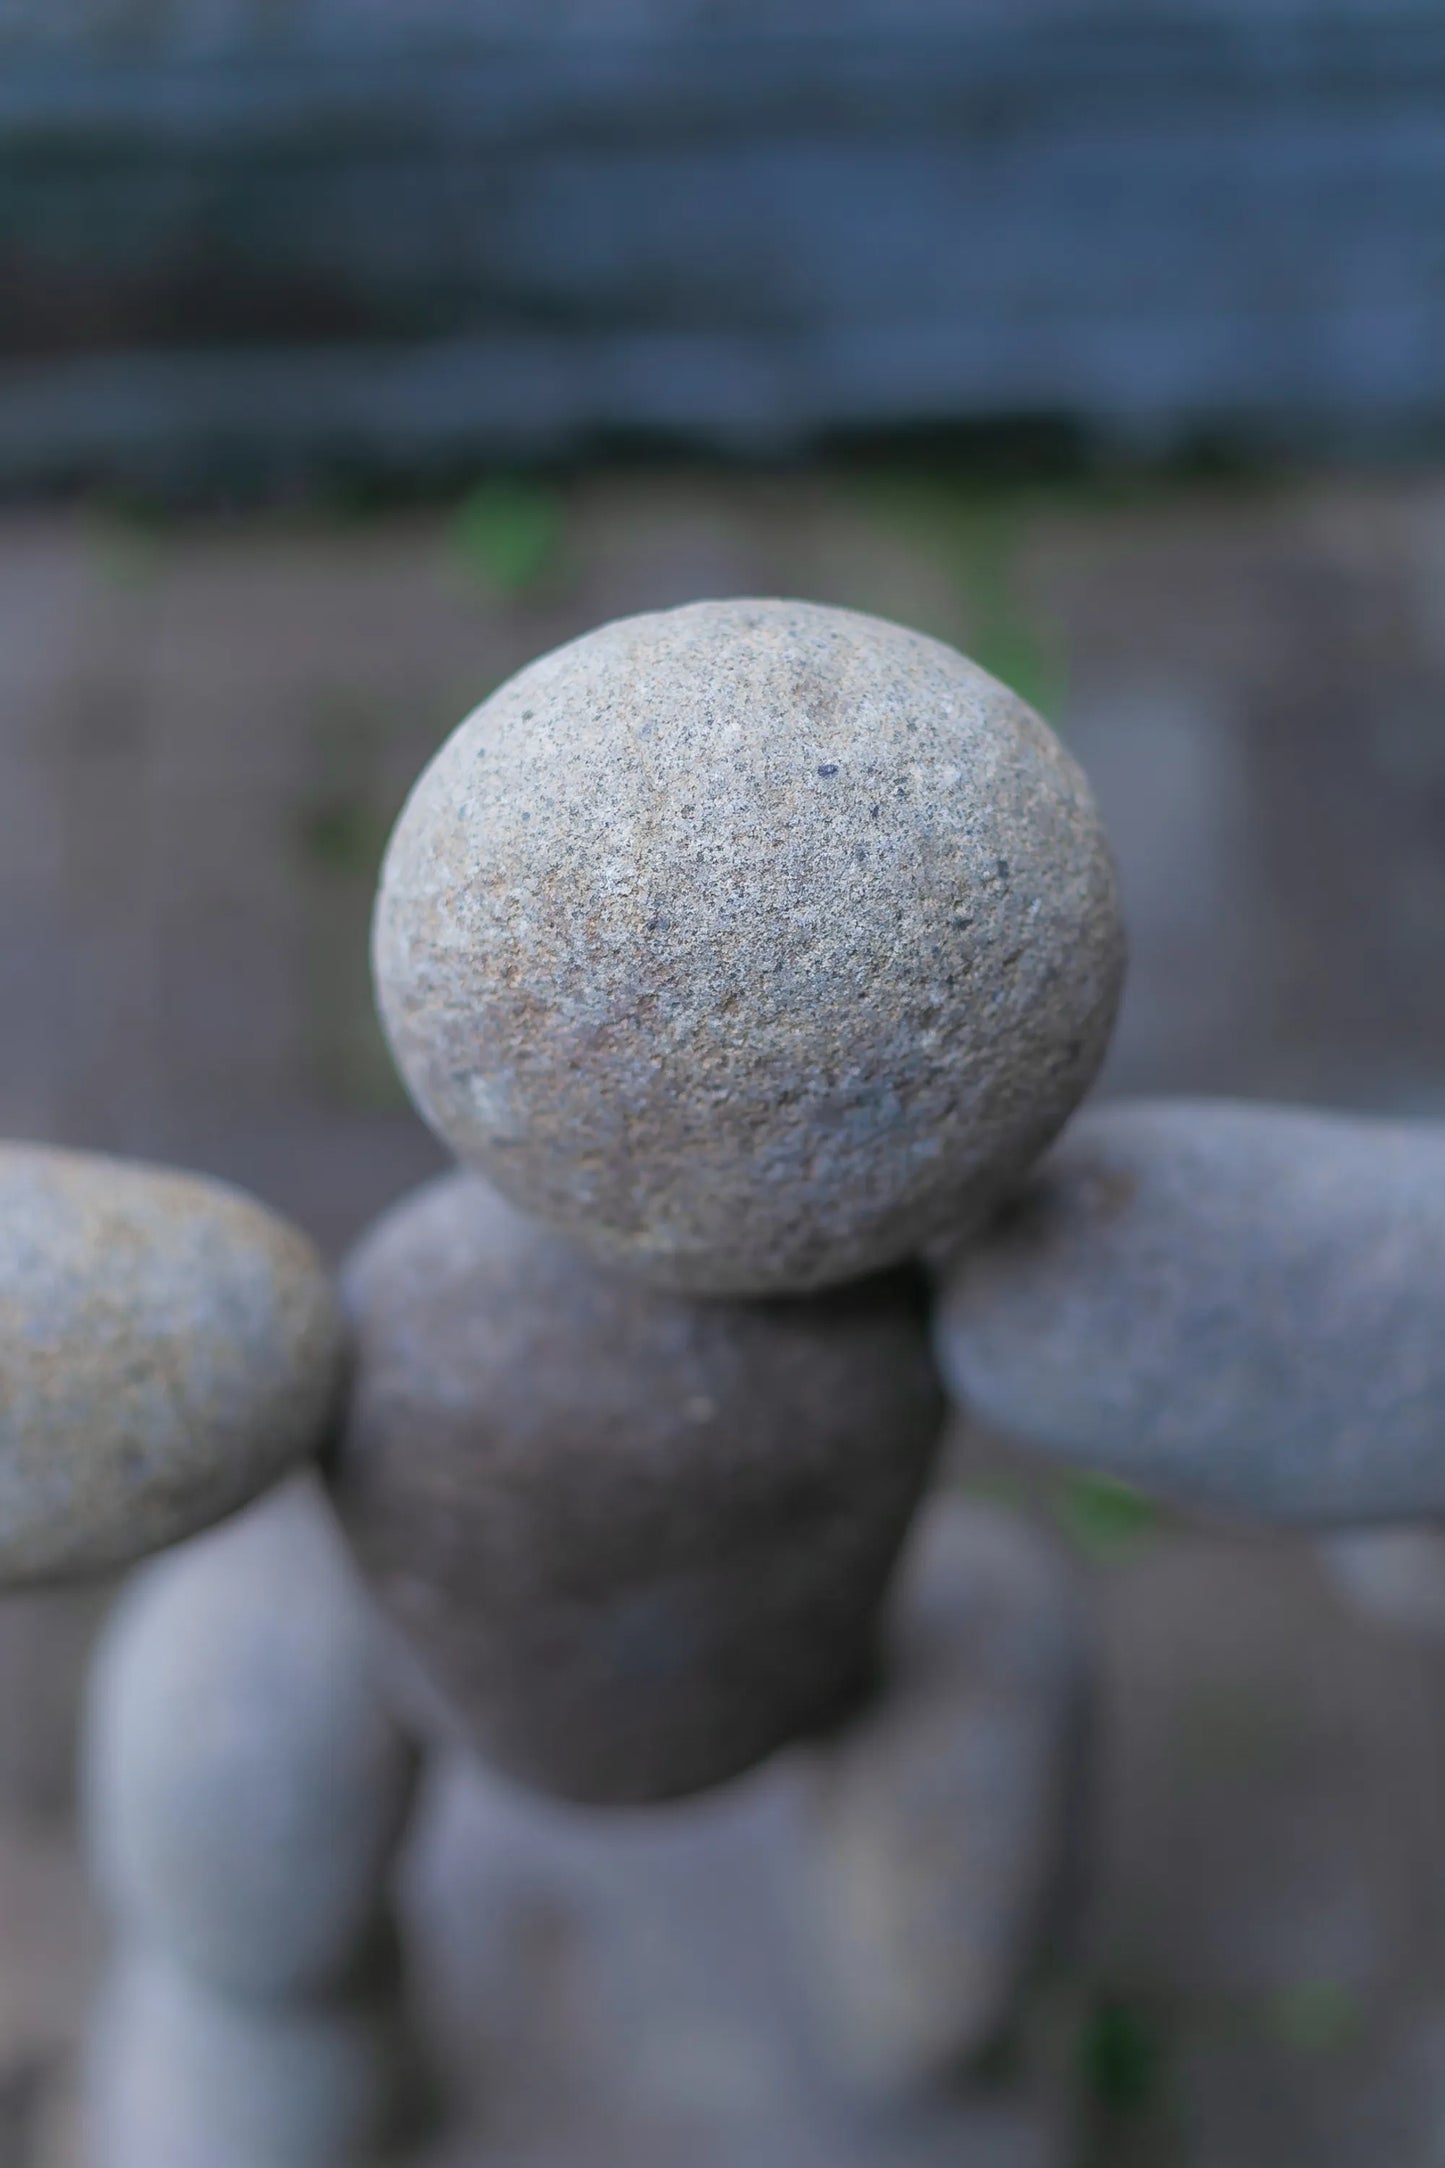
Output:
935,1098,1445,1528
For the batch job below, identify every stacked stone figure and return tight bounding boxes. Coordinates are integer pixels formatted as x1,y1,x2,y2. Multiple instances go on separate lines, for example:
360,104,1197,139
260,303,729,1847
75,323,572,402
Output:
331,595,1120,2109
62,596,1131,2160
45,594,1445,2161
346,597,1123,1801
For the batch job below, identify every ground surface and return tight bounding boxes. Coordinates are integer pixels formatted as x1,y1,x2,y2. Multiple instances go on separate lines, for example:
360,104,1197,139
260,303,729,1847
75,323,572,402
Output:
3,464,1445,2165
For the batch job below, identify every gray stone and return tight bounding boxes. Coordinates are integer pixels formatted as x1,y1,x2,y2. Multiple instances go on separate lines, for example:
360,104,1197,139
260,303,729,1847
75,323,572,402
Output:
0,1144,346,1585
88,1948,418,2168
332,1168,946,1804
373,598,1122,1297
84,1481,419,2000
935,1099,1445,1524
399,1736,1081,2168
797,1501,1088,2094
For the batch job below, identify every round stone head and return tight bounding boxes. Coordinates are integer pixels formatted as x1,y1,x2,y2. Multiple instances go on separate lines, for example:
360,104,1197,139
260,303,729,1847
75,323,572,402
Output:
374,598,1123,1296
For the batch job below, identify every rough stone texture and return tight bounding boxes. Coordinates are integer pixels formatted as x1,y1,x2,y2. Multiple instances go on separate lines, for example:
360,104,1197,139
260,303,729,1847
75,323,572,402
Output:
87,1947,419,2168
332,1167,947,1804
935,1099,1445,1526
84,1481,418,2001
0,1144,346,1587
798,1502,1089,2094
373,598,1123,1297
1317,1530,1445,1642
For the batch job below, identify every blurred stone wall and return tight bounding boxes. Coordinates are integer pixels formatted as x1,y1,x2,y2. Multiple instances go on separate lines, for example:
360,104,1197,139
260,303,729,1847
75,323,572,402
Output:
2,0,1444,484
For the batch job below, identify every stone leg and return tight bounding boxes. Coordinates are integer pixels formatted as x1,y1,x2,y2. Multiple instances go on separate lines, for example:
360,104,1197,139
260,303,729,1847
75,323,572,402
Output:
80,1478,425,2168
793,1498,1092,2101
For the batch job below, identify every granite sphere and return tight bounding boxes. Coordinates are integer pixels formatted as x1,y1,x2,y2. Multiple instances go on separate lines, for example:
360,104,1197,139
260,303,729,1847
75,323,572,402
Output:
331,1169,946,1804
373,598,1123,1296
85,1481,418,1999
0,1144,345,1585
936,1099,1445,1524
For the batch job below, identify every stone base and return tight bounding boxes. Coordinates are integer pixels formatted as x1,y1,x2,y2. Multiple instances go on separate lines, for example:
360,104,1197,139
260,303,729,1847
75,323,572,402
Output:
402,1754,1079,2168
